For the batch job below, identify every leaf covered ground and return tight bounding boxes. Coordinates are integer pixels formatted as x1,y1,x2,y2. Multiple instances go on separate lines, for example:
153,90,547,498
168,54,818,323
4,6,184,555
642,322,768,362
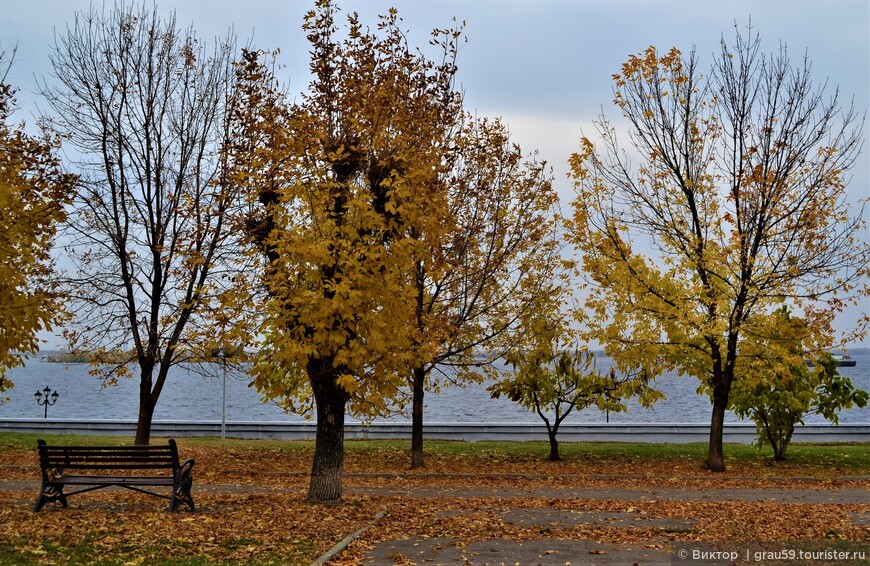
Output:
0,438,867,565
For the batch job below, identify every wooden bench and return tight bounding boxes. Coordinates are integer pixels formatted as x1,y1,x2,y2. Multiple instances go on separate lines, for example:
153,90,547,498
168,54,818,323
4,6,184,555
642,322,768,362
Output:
34,439,195,512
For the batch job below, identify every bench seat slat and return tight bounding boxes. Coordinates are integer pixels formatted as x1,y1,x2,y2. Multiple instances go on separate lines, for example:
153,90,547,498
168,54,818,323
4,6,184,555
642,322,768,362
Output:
45,459,175,470
54,475,175,486
41,450,173,456
45,450,172,454
41,452,174,459
41,455,175,466
41,455,175,463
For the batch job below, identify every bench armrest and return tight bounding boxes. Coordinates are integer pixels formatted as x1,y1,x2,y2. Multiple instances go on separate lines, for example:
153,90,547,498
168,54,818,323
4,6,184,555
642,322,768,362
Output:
176,459,195,480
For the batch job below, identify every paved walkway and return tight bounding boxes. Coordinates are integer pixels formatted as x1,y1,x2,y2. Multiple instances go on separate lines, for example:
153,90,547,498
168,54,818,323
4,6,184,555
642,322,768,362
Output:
4,479,868,565
6,478,868,504
346,484,870,504
344,482,869,565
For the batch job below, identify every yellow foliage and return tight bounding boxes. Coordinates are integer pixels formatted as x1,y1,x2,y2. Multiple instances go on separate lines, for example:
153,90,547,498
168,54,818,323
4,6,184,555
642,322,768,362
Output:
222,6,466,418
0,71,75,387
567,32,868,470
223,5,562,432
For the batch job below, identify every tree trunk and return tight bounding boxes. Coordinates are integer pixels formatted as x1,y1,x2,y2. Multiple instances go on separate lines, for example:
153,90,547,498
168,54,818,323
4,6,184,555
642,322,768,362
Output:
773,443,786,461
707,348,735,472
773,424,794,462
307,359,349,503
135,365,155,445
135,400,154,445
410,365,426,469
547,430,560,461
134,359,171,445
707,395,728,472
410,261,427,470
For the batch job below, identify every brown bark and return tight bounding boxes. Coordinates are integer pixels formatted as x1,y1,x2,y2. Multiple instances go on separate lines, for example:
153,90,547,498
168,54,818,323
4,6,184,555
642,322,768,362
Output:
134,357,172,445
135,363,155,445
547,431,560,461
708,363,733,472
770,423,794,461
134,392,154,446
707,398,727,472
307,357,350,503
410,365,426,469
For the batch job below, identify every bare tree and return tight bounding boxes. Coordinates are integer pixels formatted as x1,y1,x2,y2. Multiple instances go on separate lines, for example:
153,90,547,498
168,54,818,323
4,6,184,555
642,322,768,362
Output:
41,3,239,444
569,26,867,471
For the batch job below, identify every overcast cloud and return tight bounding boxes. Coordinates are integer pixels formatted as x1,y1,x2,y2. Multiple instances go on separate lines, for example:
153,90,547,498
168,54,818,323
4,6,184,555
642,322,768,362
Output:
2,0,868,343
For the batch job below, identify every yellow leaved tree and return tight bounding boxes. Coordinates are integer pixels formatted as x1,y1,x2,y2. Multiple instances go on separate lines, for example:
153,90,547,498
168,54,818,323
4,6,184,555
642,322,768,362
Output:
0,53,75,392
489,282,662,462
730,307,868,461
223,1,464,502
568,27,868,472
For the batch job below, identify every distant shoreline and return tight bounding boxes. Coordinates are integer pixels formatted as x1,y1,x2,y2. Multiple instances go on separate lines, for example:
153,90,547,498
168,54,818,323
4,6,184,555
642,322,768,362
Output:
40,353,90,364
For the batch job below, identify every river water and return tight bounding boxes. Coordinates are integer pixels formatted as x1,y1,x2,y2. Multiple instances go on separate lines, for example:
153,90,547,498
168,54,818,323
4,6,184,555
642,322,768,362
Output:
1,353,868,425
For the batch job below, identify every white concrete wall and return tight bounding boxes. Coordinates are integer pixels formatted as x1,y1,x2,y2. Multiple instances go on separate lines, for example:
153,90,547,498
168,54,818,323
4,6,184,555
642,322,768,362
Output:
1,419,867,443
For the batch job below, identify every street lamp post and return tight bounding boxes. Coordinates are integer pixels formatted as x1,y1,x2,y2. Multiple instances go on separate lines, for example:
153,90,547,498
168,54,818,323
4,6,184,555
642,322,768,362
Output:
221,351,227,440
215,347,227,440
34,387,59,419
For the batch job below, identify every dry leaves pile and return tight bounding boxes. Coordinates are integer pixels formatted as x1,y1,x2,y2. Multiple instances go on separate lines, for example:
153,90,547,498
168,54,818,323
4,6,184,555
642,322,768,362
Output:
0,442,867,565
1,491,374,564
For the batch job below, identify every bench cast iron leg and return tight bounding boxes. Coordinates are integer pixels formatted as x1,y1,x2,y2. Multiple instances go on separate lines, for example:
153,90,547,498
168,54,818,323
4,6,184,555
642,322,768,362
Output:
170,459,195,512
34,482,67,512
169,481,195,512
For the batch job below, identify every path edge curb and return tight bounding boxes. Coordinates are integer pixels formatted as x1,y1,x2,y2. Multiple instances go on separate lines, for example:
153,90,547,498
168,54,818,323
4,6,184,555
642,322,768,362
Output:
310,506,386,566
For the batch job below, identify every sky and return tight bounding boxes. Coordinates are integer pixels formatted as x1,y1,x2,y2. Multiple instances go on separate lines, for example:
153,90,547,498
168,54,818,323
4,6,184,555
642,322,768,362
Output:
1,0,869,345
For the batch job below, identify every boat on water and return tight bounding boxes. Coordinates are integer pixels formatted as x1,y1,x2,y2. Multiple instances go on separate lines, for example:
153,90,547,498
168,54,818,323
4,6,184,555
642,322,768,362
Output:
832,354,857,367
806,353,858,368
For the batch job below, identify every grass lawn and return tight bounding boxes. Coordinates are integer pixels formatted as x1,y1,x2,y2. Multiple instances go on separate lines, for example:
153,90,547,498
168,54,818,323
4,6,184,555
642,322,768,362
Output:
0,433,867,565
3,432,866,477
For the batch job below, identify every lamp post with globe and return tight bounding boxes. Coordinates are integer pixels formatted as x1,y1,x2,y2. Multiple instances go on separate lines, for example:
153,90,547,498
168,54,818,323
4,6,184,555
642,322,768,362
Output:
34,387,59,419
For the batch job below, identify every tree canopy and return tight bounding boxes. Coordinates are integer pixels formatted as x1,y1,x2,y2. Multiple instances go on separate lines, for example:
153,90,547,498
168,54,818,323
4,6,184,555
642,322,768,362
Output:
568,26,868,471
224,1,467,501
41,4,239,444
403,114,564,469
730,307,868,460
489,286,661,461
0,53,75,391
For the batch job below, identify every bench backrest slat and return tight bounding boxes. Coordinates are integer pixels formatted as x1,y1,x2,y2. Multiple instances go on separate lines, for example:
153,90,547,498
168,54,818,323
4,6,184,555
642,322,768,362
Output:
37,440,180,471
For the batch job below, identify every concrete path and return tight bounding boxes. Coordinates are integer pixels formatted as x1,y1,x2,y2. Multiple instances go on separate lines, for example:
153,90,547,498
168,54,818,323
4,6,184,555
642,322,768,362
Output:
4,479,868,565
360,537,870,566
348,482,868,565
362,537,678,566
6,479,868,504
347,484,870,504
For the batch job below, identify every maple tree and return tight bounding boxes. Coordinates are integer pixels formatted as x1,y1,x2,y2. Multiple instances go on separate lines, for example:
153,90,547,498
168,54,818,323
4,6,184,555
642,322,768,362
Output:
730,307,868,461
568,27,868,471
0,52,75,391
40,5,239,444
405,115,563,469
224,1,465,502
